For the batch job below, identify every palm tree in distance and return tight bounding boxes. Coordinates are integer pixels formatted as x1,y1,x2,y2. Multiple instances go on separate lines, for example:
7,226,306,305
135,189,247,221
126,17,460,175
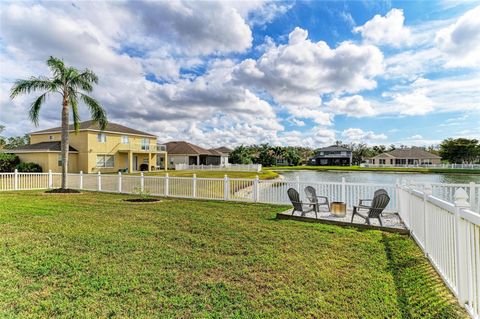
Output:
10,56,107,190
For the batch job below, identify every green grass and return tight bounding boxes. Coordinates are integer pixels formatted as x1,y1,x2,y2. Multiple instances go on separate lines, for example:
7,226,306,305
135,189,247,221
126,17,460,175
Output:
134,169,279,179
270,165,480,174
0,192,467,318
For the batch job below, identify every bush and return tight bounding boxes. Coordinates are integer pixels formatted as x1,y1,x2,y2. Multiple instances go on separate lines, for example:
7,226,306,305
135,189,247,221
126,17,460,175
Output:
15,162,43,172
0,153,20,172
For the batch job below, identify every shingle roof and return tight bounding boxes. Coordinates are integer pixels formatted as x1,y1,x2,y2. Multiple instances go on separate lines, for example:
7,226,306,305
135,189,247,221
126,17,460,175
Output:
383,148,441,159
30,120,156,137
211,146,232,154
317,145,351,152
165,141,216,155
7,142,78,153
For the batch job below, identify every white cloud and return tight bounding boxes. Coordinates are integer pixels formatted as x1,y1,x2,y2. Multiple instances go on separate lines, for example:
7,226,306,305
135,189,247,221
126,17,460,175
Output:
409,134,423,139
435,5,480,67
354,8,411,47
342,128,387,143
233,27,384,120
327,95,375,117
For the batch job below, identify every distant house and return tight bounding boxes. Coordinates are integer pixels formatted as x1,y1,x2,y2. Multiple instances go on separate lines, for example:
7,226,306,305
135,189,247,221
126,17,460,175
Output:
367,148,441,166
5,120,166,173
164,141,230,169
309,145,352,166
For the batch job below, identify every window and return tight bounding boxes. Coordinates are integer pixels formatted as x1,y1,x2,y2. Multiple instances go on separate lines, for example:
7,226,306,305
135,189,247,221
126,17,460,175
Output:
97,133,106,143
121,135,129,144
57,155,62,166
49,135,54,140
96,155,114,168
141,138,149,150
380,159,386,164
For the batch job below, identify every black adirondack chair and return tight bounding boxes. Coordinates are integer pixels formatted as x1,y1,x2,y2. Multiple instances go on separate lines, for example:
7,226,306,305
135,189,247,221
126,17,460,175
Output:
304,186,330,213
287,188,316,218
357,189,388,208
351,190,390,226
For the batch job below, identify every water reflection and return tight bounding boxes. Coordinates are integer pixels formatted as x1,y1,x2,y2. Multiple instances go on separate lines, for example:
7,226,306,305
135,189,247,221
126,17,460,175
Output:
278,170,480,184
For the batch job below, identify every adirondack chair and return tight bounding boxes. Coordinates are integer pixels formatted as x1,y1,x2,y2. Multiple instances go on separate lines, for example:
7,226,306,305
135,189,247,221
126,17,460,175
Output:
304,186,330,213
287,188,317,218
351,190,390,226
357,189,388,208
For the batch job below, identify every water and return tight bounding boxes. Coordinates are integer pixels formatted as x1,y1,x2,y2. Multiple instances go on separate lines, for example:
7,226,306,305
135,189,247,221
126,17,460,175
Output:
278,170,480,184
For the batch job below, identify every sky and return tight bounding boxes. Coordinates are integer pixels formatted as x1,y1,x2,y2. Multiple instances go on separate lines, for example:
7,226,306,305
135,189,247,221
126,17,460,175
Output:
0,0,479,148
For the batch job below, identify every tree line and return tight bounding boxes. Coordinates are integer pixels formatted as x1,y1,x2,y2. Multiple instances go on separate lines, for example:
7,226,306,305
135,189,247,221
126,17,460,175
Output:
229,138,480,167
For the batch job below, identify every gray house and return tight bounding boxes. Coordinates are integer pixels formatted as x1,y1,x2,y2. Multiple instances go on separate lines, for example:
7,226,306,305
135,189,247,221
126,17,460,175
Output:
309,145,352,166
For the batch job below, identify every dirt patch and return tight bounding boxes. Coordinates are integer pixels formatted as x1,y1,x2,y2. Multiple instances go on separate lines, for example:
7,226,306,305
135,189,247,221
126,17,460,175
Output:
123,198,161,203
45,188,81,194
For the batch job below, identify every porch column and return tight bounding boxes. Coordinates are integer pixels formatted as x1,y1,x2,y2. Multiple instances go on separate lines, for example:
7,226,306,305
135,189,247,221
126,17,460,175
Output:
128,151,133,173
197,155,200,165
164,153,168,171
148,152,152,172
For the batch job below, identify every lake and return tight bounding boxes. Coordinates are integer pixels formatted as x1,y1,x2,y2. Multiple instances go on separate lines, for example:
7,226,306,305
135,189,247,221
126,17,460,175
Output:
277,170,480,184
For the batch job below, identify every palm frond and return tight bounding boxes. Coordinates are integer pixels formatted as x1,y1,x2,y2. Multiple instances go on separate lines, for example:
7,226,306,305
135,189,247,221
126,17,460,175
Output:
80,94,107,130
10,77,56,99
46,56,66,79
29,92,48,126
70,92,81,132
70,69,98,92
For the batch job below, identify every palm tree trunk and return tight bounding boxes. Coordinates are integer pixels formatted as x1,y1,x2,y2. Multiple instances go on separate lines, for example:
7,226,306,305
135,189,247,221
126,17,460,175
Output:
61,97,69,189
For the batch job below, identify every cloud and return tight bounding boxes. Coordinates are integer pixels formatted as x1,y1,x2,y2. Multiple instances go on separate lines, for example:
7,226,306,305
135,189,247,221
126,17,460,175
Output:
127,1,254,56
327,95,375,117
342,128,387,143
435,5,480,67
354,8,411,47
233,27,384,122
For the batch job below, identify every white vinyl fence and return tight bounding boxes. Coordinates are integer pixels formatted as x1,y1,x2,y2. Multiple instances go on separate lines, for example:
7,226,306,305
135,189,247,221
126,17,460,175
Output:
399,184,480,319
175,163,262,172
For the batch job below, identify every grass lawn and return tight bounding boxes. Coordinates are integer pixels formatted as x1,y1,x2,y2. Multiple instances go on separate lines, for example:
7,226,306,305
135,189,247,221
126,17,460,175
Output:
134,169,279,179
0,192,467,318
270,165,480,175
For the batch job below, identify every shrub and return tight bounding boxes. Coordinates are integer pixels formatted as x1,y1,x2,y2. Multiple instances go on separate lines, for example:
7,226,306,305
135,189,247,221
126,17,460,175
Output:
15,162,43,172
0,153,20,172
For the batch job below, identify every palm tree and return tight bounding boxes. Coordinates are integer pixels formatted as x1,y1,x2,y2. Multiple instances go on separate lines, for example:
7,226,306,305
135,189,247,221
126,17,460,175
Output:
10,56,107,189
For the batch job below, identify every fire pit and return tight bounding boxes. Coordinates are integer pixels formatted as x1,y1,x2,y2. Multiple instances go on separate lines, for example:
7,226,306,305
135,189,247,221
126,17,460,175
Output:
330,201,346,217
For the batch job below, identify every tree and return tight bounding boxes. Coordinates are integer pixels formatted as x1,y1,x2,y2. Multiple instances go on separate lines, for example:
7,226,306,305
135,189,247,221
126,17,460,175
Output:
229,145,253,164
10,56,107,189
439,138,480,163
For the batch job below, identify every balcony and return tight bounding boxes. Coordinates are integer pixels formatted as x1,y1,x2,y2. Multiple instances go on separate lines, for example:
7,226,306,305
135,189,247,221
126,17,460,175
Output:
118,143,167,152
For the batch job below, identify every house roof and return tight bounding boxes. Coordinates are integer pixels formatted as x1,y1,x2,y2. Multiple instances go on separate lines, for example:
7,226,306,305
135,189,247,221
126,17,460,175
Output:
375,148,441,159
211,146,232,154
317,145,351,152
165,141,216,156
6,141,78,153
30,120,156,137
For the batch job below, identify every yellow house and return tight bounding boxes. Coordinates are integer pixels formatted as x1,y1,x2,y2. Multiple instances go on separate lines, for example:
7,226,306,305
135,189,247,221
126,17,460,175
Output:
8,120,167,173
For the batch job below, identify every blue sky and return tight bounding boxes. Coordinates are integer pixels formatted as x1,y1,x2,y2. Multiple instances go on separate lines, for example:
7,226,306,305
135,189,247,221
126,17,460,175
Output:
0,1,479,148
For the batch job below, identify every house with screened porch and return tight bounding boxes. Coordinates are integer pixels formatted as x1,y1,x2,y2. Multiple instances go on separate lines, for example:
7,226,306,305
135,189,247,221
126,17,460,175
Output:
6,120,167,173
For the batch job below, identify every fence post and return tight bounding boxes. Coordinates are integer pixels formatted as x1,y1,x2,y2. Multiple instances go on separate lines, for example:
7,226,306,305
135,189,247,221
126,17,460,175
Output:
14,169,18,190
97,171,102,191
118,171,122,193
253,175,259,202
454,188,470,306
140,172,144,192
423,183,432,255
341,177,346,202
79,171,83,190
48,170,53,189
193,174,197,198
165,173,169,197
224,175,229,201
